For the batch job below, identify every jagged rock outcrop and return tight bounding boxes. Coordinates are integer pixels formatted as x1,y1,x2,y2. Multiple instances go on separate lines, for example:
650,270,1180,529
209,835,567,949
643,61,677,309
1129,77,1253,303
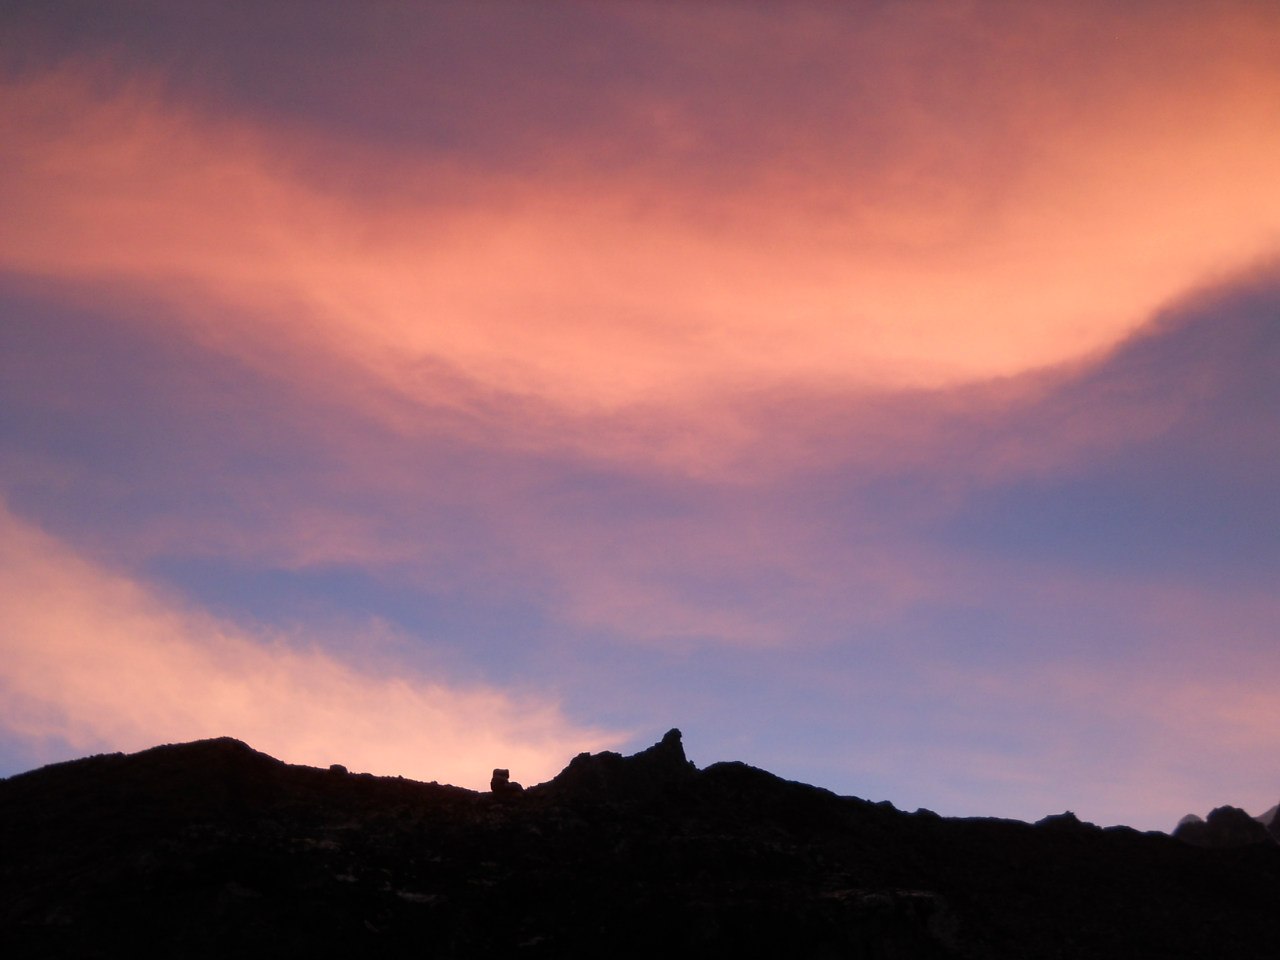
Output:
533,727,696,804
490,768,524,797
1173,805,1276,848
3,732,1280,959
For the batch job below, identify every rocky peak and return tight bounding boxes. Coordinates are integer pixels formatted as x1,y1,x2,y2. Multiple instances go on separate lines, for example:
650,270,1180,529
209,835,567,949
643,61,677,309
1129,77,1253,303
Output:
1034,810,1099,832
533,728,696,804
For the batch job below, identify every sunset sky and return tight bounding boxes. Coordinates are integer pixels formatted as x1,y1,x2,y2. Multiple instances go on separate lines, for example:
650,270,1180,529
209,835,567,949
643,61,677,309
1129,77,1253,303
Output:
2,1,1279,831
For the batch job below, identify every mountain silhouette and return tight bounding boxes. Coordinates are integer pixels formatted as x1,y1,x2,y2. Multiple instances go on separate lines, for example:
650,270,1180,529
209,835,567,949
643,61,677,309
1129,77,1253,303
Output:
1172,805,1277,849
3,731,1279,958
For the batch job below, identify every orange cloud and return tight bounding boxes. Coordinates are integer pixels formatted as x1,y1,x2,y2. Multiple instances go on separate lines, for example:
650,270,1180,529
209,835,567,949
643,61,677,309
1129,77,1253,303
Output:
0,501,619,786
2,1,1278,469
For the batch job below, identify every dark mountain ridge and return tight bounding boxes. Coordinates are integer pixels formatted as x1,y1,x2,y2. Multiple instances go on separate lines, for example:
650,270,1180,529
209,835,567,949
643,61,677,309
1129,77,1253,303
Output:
3,731,1279,958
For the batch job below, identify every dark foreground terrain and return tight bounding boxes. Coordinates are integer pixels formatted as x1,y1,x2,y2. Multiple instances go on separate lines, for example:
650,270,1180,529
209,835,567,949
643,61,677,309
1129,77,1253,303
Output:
2,730,1278,958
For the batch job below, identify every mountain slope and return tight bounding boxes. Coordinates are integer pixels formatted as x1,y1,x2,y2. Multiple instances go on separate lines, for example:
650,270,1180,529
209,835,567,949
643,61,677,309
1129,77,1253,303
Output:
2,732,1279,958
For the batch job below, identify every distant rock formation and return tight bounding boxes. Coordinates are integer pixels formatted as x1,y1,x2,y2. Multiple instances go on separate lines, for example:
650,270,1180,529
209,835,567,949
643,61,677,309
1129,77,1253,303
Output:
490,767,523,796
1034,810,1099,832
535,727,696,804
1173,805,1275,847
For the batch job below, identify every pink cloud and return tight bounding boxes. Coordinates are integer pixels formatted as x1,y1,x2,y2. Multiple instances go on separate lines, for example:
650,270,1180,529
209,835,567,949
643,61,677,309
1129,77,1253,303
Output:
4,5,1278,475
0,501,620,787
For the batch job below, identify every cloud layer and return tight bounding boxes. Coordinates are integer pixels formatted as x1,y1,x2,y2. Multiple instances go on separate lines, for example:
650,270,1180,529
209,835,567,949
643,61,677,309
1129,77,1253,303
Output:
5,2,1280,426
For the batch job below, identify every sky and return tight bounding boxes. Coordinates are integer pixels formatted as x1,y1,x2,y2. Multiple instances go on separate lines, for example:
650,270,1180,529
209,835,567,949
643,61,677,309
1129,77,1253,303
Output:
1,0,1278,831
